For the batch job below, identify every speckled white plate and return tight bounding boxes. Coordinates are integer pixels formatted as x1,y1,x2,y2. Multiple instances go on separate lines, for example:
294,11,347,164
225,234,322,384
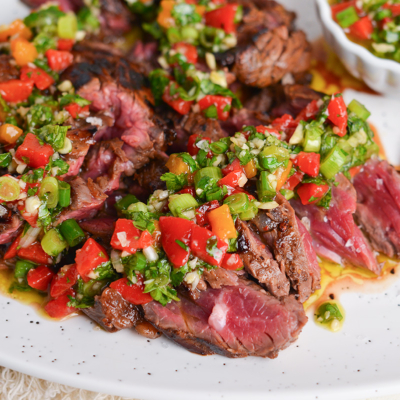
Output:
1,2,400,400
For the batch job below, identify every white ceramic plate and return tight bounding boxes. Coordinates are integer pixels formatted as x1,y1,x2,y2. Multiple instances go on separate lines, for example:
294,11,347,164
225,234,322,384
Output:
1,2,400,400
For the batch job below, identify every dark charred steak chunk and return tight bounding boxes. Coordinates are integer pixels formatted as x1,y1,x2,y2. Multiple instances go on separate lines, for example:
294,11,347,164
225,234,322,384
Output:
220,108,271,135
234,26,311,88
354,159,400,259
0,55,19,83
98,0,132,36
0,214,23,245
237,220,290,298
56,177,107,224
82,139,134,194
82,288,142,332
183,112,227,142
78,217,116,239
143,278,307,358
292,174,380,274
133,155,168,195
251,194,314,303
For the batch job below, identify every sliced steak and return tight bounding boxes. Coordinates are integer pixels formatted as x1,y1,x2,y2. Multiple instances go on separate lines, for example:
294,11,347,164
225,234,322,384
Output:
0,214,23,245
234,26,311,88
78,217,116,239
183,112,227,142
143,278,307,358
251,194,314,303
61,126,96,178
98,0,132,36
133,155,168,195
202,268,239,289
292,173,380,274
354,159,400,259
237,220,290,298
56,177,107,224
0,55,19,83
82,138,134,194
82,288,142,332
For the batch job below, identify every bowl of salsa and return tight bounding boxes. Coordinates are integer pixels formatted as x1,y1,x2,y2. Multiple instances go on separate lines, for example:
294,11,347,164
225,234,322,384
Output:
316,0,400,96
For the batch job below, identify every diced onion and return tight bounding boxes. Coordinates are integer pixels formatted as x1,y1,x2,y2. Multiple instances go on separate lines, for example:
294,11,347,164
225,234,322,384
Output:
19,226,41,249
143,246,159,262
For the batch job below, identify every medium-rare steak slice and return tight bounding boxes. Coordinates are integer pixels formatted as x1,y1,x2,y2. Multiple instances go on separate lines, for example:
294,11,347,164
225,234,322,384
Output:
234,26,311,88
250,194,315,302
82,287,142,332
143,278,307,358
291,173,380,274
55,176,107,224
354,159,400,259
237,220,290,298
0,214,23,245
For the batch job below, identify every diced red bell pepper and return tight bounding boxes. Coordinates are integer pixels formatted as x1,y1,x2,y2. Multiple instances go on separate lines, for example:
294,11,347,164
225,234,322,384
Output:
293,152,320,178
178,186,196,197
297,183,329,205
205,4,238,34
389,4,400,17
27,265,55,291
348,16,373,40
0,79,33,103
159,216,194,268
162,83,193,115
50,264,78,298
172,42,198,64
64,103,89,119
256,125,281,140
190,224,228,266
110,276,153,305
282,170,304,191
327,95,348,137
221,253,243,270
195,200,220,226
57,38,74,51
4,234,21,260
45,288,77,319
221,158,242,176
295,100,320,122
271,114,298,137
18,242,52,265
75,238,109,282
15,133,54,168
111,219,154,254
218,170,243,188
187,134,212,156
198,95,232,121
45,49,73,72
20,66,54,91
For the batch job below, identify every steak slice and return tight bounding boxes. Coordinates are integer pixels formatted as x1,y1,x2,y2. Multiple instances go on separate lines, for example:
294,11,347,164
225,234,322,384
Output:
237,220,290,298
56,177,107,224
251,194,313,303
354,159,400,259
143,278,307,358
292,173,380,274
82,138,134,194
0,214,23,245
234,26,311,88
82,287,142,332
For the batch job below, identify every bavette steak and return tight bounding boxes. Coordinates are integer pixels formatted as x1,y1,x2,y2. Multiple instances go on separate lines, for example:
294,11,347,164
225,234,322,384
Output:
143,278,307,358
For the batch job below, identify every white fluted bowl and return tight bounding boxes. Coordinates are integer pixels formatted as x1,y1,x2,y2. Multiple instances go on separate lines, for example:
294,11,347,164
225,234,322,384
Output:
315,0,400,96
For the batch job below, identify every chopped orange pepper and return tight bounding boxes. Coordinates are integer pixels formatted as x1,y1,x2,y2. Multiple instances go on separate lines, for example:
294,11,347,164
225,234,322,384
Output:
349,165,362,178
11,37,38,66
166,154,194,183
275,160,293,191
157,0,176,28
243,159,257,179
195,5,206,16
0,124,23,144
208,204,237,240
0,20,32,42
